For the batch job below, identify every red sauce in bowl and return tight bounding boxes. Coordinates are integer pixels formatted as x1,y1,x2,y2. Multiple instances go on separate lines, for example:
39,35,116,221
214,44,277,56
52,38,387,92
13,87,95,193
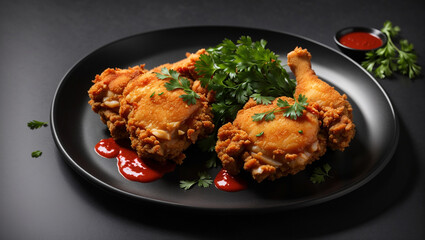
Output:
339,32,383,50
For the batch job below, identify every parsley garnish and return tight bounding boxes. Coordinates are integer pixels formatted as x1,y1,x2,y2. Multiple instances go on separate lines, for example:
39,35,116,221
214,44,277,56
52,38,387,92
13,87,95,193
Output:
256,131,264,137
310,163,332,184
298,130,303,134
194,36,296,151
28,120,48,158
156,68,200,105
27,120,48,130
179,180,196,190
195,36,296,125
362,21,421,79
150,91,155,98
31,150,42,158
205,155,218,168
252,94,308,122
251,94,275,105
179,171,213,190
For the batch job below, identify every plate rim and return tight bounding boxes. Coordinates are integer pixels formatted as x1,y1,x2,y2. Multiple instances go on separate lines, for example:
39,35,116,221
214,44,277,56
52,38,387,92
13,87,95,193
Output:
50,26,399,212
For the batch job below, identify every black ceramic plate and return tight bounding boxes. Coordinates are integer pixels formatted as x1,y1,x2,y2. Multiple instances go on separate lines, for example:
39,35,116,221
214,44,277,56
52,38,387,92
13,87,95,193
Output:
51,27,398,211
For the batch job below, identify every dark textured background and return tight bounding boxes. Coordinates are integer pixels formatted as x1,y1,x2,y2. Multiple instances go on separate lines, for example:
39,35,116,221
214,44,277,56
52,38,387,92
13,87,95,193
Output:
1,0,424,239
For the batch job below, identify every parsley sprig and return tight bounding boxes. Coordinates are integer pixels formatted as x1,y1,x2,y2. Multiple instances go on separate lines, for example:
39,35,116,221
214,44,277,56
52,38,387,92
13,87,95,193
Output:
156,68,200,105
179,171,213,190
252,94,308,122
195,36,297,151
362,21,421,79
27,120,48,158
27,120,48,130
310,163,332,184
31,150,43,158
195,36,296,125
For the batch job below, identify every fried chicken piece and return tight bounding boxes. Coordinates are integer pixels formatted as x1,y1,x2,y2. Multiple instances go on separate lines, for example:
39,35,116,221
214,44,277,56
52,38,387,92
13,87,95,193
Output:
215,98,327,182
153,49,215,103
88,65,148,139
119,50,214,164
161,49,206,79
287,47,355,151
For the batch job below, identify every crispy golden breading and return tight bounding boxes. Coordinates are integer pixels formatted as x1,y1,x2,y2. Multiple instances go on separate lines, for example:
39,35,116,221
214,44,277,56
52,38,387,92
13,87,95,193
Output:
216,98,327,182
287,47,355,151
119,50,214,164
153,49,206,79
88,65,147,139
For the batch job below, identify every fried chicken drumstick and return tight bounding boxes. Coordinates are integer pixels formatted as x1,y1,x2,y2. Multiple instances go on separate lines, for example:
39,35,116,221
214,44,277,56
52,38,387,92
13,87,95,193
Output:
287,47,355,151
215,47,355,182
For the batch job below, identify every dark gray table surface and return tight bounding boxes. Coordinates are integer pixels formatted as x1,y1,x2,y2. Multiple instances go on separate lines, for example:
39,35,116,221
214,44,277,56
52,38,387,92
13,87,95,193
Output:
1,0,424,239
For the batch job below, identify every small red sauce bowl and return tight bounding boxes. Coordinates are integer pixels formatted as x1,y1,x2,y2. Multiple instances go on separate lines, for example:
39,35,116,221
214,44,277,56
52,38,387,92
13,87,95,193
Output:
334,27,387,62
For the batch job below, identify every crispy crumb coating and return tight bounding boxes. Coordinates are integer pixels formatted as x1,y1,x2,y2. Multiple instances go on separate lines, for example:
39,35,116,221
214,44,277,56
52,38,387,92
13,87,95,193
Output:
216,98,327,182
154,49,206,79
88,65,147,139
119,50,214,164
287,47,356,151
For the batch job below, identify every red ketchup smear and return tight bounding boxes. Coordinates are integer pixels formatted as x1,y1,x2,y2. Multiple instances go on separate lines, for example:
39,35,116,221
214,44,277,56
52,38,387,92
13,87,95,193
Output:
214,169,248,192
339,32,383,50
95,138,175,183
95,138,120,158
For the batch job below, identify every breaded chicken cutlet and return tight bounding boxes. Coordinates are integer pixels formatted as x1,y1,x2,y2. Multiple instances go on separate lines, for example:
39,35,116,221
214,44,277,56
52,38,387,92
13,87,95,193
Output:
215,97,327,182
89,49,214,165
120,65,214,164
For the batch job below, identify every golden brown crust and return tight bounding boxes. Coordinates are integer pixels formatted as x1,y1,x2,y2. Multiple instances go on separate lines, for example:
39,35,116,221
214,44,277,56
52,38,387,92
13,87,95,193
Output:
119,50,214,164
151,49,206,80
215,123,251,175
215,97,327,182
288,47,355,151
88,65,147,139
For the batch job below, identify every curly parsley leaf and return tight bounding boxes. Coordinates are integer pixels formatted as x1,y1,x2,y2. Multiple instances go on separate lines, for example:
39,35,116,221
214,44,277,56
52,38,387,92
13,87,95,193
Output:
310,163,332,184
361,21,421,79
252,94,308,122
179,171,213,190
156,68,200,105
31,150,42,158
27,120,48,130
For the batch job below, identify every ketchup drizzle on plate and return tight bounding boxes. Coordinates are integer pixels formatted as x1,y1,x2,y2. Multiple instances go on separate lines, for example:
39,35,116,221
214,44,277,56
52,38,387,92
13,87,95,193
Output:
214,169,248,192
95,138,175,182
95,138,248,191
95,138,120,158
